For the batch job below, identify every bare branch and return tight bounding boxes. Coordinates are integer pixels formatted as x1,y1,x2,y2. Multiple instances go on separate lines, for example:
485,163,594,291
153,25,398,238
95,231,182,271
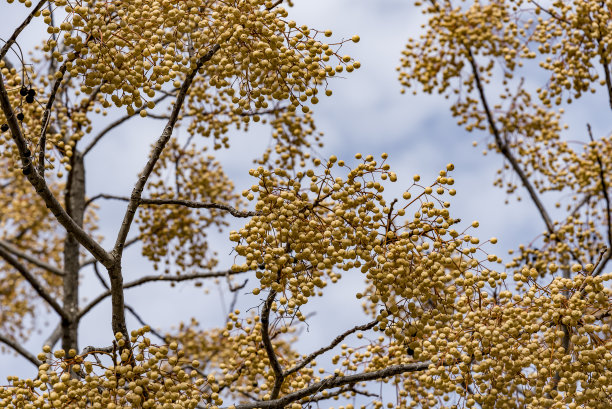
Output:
125,305,168,342
0,0,47,61
92,262,168,341
78,268,247,320
82,93,171,156
92,194,258,218
43,322,62,350
232,362,433,409
261,290,284,399
284,320,377,378
112,43,220,258
465,49,555,234
0,240,64,276
0,244,69,321
0,333,40,367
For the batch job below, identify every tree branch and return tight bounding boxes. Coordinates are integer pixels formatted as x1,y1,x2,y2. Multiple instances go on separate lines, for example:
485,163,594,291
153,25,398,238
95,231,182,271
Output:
0,333,40,368
0,245,69,321
0,0,47,61
261,290,284,399
80,236,140,269
587,124,611,277
0,70,114,268
37,59,70,175
111,43,220,258
78,268,246,320
232,362,432,409
465,48,555,233
82,93,171,156
91,194,258,218
43,322,62,349
284,320,378,378
0,239,64,276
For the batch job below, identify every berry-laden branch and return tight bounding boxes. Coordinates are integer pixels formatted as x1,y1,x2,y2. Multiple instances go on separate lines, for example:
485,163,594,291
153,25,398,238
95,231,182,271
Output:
106,44,220,346
283,320,378,378
0,244,69,321
0,71,114,268
231,362,432,409
465,48,555,234
112,43,220,258
90,194,258,218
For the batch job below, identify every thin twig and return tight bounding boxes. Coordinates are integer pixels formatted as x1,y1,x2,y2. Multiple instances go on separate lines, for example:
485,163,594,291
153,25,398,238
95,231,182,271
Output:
0,333,40,367
0,0,47,61
0,244,69,320
38,59,70,175
82,93,171,156
78,268,248,319
91,194,258,218
0,239,64,276
587,124,611,277
284,320,377,378
266,0,284,10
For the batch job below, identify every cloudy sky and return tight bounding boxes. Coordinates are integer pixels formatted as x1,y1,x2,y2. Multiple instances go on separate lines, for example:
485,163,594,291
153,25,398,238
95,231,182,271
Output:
0,0,598,383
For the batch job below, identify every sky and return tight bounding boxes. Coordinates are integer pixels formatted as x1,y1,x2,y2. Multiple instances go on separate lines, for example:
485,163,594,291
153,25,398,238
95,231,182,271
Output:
0,0,599,385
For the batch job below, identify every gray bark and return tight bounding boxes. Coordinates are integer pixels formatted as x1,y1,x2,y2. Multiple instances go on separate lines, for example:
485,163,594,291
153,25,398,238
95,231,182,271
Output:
61,152,85,354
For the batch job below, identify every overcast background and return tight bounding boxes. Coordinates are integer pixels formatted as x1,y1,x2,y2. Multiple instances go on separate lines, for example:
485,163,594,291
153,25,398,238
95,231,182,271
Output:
0,0,603,386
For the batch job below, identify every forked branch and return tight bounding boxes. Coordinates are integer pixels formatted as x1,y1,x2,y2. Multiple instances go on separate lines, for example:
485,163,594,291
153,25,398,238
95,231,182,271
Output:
232,361,432,409
284,320,377,378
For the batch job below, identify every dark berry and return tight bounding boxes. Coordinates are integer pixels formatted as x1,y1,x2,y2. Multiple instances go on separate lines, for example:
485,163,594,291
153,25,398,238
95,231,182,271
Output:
27,89,36,97
22,167,31,175
24,149,31,157
16,113,24,121
19,87,28,96
1,123,8,132
25,95,34,104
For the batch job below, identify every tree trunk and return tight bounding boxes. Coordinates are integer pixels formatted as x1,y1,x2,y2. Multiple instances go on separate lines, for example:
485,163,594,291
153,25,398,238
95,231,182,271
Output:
61,151,85,354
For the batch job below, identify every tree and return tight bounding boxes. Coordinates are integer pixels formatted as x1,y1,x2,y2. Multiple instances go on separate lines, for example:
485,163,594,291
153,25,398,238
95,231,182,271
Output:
0,0,609,408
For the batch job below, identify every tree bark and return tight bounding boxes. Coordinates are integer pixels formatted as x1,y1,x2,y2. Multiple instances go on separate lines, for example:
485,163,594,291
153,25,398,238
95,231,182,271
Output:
61,152,85,354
